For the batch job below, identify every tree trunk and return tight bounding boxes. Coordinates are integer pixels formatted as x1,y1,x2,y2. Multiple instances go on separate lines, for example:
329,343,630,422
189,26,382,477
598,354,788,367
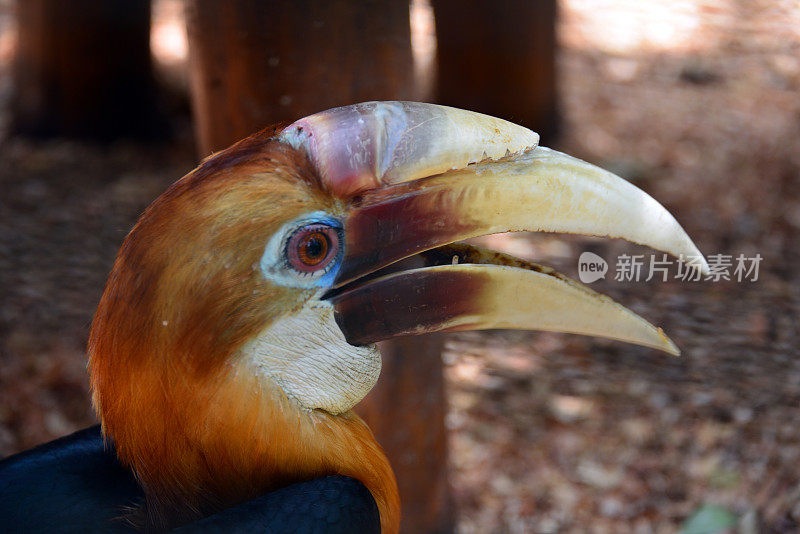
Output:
11,0,165,140
185,0,418,154
365,336,454,533
184,2,454,532
431,0,559,139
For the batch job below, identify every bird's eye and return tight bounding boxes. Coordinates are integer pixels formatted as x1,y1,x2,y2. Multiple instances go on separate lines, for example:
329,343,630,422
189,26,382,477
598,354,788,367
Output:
260,213,344,288
285,224,341,274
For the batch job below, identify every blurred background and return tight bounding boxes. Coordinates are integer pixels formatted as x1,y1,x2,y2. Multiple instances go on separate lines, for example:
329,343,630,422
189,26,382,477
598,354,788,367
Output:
0,1,799,532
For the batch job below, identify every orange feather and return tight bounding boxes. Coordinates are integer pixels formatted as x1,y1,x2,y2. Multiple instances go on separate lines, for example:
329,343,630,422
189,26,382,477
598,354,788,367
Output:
88,129,400,532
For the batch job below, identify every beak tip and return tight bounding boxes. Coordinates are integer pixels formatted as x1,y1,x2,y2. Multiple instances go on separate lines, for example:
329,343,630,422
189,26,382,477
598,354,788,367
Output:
656,328,681,357
694,254,711,277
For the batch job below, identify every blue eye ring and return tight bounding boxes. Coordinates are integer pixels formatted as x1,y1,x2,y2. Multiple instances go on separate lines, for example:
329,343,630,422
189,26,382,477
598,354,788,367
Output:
286,224,338,271
260,213,344,289
284,222,343,279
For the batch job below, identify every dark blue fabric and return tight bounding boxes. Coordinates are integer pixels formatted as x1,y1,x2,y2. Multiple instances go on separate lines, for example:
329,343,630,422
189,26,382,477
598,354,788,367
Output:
0,426,381,533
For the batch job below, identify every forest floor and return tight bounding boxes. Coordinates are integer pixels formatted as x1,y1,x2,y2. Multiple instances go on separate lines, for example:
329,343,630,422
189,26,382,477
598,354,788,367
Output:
1,1,799,533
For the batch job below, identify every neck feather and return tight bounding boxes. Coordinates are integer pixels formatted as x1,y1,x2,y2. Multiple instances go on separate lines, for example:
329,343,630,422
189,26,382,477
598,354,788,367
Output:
94,362,400,532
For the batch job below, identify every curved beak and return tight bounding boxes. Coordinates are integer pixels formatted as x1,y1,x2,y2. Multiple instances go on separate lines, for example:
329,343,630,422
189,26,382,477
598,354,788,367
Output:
281,102,707,355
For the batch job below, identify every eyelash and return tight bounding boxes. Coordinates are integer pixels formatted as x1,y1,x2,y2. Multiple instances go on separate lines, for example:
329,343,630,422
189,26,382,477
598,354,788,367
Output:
282,222,343,281
285,225,340,275
259,213,344,289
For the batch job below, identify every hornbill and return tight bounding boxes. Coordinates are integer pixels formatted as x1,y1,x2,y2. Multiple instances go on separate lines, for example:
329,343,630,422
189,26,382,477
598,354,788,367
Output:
0,102,707,533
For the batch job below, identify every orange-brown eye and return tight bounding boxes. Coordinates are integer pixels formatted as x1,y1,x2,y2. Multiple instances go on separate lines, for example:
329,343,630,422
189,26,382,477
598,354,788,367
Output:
286,224,341,274
298,231,328,265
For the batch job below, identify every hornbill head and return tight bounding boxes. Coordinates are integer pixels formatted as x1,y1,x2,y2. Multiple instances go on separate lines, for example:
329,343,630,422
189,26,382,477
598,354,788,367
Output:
88,102,707,532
